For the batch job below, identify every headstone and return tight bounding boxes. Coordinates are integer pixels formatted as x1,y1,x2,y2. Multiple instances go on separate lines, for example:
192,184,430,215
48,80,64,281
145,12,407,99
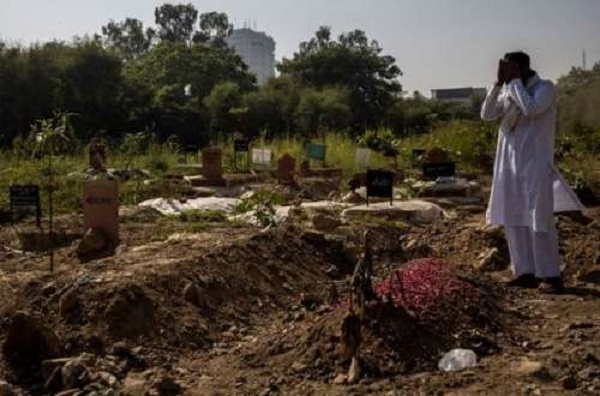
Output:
422,147,455,180
277,154,296,185
10,185,41,227
201,147,224,182
366,169,394,205
306,143,326,161
234,139,250,153
423,147,450,164
422,162,456,180
355,148,371,168
83,180,119,246
89,140,107,171
252,148,272,166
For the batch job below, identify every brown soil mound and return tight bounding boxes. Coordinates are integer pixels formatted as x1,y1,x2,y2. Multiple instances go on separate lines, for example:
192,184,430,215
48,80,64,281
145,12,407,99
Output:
0,226,354,374
247,259,504,381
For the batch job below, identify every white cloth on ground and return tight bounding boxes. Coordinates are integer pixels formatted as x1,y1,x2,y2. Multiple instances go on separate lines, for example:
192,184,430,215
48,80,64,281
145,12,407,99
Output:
504,222,560,278
481,74,586,233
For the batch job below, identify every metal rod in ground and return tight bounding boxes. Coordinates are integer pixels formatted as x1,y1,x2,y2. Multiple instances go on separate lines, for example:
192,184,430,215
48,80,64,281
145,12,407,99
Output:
49,154,54,273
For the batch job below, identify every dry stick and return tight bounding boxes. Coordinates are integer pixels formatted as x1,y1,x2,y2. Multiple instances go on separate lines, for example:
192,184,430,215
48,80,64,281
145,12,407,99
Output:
48,151,54,273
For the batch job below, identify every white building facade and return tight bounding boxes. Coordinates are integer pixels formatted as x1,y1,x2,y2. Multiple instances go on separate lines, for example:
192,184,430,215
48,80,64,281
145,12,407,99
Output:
226,28,276,85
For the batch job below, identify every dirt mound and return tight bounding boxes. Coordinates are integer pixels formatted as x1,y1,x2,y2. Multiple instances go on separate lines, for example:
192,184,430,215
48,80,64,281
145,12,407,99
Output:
248,258,504,382
103,284,157,339
1,226,356,367
2,311,63,380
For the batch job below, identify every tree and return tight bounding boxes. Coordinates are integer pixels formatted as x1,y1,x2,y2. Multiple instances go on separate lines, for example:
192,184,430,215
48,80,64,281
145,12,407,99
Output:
204,82,244,139
194,12,233,48
102,18,155,60
279,27,402,132
243,76,301,138
127,41,255,112
154,3,198,44
294,87,352,136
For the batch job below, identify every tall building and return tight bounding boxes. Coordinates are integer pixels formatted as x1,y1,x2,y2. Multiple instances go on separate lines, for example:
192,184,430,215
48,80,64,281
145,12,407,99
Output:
226,28,276,85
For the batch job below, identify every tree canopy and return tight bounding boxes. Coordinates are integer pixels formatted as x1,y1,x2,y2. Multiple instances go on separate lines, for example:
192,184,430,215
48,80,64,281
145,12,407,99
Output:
279,26,402,131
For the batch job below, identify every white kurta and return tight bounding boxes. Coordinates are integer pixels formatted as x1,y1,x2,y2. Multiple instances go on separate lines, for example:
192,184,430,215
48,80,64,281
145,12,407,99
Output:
481,74,586,233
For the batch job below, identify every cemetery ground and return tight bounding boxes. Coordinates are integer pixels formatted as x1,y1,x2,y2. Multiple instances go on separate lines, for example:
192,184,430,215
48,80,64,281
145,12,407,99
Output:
0,139,600,395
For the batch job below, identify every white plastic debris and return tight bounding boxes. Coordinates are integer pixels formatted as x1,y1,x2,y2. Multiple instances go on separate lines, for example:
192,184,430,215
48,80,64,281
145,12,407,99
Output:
438,349,478,372
138,197,240,216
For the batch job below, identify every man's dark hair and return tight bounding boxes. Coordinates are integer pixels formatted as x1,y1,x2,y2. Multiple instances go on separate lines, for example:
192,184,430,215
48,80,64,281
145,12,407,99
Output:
504,51,531,70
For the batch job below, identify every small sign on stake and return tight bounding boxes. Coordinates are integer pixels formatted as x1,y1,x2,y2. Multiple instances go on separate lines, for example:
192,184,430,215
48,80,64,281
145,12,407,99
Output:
355,148,371,168
306,143,327,161
10,185,41,227
252,148,272,166
234,139,250,153
233,139,250,172
422,162,456,180
366,169,394,207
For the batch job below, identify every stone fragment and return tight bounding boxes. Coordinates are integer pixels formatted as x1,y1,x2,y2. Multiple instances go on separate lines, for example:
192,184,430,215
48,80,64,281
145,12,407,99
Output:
76,228,110,263
182,283,203,307
312,214,341,232
348,357,361,384
333,374,347,385
61,358,91,389
59,288,80,318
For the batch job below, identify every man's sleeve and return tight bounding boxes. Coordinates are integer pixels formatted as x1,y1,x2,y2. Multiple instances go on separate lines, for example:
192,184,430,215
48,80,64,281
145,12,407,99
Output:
506,79,556,117
480,85,504,121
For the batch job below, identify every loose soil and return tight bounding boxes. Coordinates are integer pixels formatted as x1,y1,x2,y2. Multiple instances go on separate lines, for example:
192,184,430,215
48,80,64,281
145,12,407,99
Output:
1,205,599,395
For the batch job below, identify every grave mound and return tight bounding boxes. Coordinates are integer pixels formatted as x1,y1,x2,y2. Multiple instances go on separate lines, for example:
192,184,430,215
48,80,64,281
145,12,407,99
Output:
257,258,503,379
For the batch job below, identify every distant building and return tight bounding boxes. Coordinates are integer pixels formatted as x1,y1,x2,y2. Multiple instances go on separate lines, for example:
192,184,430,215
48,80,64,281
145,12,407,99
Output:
431,87,487,105
226,28,276,85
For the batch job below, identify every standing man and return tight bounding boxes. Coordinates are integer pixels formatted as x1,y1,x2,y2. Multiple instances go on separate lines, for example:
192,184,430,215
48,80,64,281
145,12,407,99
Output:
481,51,586,293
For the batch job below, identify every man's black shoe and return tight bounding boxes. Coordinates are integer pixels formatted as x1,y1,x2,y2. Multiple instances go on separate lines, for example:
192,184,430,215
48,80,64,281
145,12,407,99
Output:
539,277,565,294
505,274,540,289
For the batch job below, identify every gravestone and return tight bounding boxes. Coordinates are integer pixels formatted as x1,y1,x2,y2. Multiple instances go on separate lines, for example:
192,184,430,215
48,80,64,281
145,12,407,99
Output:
252,148,272,166
10,185,41,227
355,148,371,168
422,147,455,180
366,169,394,206
89,140,107,171
83,180,119,246
233,139,250,172
277,154,296,185
234,139,250,153
201,147,224,182
423,147,450,164
422,162,456,180
306,143,327,161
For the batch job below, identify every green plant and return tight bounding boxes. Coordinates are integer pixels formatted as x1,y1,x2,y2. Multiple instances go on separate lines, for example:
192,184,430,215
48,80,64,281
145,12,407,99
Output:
236,190,285,227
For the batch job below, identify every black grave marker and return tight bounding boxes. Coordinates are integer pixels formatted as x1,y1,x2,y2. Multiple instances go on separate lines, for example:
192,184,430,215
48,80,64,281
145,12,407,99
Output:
233,139,251,171
234,139,250,153
422,162,456,180
10,185,41,227
366,169,394,206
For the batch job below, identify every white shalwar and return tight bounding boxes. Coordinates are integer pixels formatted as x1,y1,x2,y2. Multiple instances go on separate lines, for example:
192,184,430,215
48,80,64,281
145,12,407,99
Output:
481,74,586,278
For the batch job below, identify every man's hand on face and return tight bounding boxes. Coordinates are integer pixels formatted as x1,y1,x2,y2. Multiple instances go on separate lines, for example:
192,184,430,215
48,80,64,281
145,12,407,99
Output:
496,60,506,87
503,61,522,84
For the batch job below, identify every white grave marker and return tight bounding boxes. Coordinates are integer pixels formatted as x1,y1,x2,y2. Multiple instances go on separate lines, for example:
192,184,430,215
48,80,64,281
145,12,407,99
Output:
252,148,272,166
355,148,371,168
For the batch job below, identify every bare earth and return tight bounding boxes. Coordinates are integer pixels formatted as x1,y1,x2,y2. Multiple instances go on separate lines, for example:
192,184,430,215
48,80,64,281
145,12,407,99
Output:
1,206,599,395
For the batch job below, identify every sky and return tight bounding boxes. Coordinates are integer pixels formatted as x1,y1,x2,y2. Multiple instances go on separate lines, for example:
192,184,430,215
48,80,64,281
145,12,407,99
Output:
1,0,599,95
